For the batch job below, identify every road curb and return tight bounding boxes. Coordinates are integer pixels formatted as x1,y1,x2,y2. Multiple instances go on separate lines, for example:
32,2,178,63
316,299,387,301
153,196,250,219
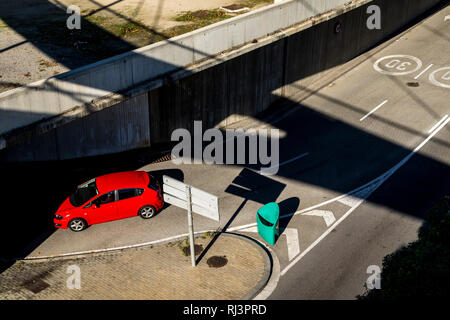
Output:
224,232,278,300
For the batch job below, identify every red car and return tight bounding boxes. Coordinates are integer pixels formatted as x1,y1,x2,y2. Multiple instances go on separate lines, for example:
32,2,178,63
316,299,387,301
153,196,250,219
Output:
54,171,164,232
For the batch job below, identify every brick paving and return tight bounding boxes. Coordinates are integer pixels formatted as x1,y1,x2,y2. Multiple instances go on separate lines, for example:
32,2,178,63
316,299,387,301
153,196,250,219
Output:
0,233,269,300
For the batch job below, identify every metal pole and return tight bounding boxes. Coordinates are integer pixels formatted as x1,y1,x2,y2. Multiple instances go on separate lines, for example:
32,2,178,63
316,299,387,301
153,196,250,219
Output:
186,185,196,267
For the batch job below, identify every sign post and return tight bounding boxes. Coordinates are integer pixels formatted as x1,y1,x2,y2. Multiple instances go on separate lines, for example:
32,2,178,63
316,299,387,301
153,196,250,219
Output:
162,175,219,267
186,185,196,267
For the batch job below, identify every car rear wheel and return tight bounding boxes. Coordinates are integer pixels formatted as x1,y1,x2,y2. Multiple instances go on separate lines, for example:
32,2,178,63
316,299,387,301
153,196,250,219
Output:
139,205,156,219
68,218,87,232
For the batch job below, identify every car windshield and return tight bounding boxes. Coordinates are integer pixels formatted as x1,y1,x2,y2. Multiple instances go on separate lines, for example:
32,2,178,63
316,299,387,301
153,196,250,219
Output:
69,179,99,207
147,173,160,191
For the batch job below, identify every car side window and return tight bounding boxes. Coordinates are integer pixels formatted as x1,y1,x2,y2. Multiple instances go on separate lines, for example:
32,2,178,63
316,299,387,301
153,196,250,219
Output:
118,188,143,201
92,191,115,206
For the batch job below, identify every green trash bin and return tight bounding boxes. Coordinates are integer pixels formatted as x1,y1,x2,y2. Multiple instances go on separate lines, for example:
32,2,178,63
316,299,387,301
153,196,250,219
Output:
256,202,280,245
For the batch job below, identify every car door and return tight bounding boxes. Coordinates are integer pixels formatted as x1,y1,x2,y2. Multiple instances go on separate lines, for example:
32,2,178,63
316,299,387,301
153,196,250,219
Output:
86,191,118,225
116,188,144,219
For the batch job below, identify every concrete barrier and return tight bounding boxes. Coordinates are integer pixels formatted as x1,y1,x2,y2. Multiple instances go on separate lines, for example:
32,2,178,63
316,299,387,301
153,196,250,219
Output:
0,0,350,136
0,0,445,161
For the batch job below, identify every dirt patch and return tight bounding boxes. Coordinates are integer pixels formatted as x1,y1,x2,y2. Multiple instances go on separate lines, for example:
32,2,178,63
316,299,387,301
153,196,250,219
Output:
22,278,50,294
222,4,247,11
182,244,204,256
207,255,228,268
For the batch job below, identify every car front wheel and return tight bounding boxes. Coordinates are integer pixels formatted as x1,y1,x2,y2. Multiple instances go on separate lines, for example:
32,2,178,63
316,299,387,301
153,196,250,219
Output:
68,218,87,232
139,205,156,219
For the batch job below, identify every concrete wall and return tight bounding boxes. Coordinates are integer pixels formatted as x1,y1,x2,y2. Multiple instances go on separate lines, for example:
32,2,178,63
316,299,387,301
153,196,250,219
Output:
0,0,445,161
1,93,150,161
0,0,350,136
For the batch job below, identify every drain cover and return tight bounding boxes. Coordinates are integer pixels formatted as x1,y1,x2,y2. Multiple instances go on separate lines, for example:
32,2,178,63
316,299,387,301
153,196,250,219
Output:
407,82,419,87
23,279,50,294
207,256,228,268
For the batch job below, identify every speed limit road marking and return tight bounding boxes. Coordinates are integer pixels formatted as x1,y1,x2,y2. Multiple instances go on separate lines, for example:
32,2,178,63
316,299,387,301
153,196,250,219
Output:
373,54,423,76
374,54,449,89
429,67,450,89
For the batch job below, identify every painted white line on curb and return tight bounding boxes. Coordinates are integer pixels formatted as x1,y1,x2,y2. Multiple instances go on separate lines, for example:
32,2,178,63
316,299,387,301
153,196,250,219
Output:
280,115,450,276
360,100,388,121
428,114,448,133
252,245,280,300
414,64,433,79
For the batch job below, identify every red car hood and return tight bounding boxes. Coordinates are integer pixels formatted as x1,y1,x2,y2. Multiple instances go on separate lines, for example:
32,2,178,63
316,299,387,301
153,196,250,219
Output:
57,197,76,213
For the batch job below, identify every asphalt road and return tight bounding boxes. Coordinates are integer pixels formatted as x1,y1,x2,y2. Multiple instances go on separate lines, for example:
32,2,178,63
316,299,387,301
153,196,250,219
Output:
14,5,450,299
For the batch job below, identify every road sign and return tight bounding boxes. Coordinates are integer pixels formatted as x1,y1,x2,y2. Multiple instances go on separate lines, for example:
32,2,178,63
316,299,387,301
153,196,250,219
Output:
162,175,220,267
163,176,219,221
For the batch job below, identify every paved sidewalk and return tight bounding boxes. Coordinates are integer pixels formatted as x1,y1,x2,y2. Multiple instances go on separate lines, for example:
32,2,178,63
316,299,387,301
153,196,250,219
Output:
0,233,270,300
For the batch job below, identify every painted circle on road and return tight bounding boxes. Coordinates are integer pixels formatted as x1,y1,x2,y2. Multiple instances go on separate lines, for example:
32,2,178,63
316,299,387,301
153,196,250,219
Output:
429,67,450,89
373,55,423,76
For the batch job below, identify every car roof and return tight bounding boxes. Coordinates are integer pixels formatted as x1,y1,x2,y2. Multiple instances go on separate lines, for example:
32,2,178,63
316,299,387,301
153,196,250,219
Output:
95,171,149,194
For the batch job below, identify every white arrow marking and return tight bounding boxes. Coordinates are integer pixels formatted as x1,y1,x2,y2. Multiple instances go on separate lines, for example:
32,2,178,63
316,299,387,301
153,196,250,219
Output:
302,210,336,227
281,116,450,277
240,226,300,261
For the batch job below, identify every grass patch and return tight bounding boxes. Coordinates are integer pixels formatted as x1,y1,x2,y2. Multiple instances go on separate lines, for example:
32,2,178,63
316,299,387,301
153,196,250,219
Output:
38,59,58,68
174,9,231,22
85,15,145,37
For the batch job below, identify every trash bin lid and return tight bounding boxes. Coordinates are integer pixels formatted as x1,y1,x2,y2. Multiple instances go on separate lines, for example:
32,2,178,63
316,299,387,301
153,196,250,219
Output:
257,202,279,224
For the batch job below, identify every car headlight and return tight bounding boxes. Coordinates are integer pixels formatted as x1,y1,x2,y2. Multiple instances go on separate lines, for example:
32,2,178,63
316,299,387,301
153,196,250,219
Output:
55,215,64,220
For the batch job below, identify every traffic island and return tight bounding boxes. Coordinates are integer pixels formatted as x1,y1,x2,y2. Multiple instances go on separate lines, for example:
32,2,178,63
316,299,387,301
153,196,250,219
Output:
0,232,271,300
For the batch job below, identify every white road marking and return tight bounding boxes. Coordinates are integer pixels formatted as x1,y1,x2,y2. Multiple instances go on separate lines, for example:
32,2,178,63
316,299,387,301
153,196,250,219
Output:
429,67,450,89
445,15,450,21
285,228,300,261
373,55,423,76
414,63,433,79
302,210,336,227
280,115,450,276
259,152,309,175
281,198,364,276
428,114,448,133
240,226,300,262
360,100,388,121
338,182,382,207
278,152,310,167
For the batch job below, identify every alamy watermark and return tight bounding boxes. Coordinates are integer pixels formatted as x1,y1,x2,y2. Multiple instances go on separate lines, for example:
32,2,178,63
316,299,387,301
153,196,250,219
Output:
66,264,81,289
171,121,280,175
66,5,81,30
366,5,381,30
366,265,381,289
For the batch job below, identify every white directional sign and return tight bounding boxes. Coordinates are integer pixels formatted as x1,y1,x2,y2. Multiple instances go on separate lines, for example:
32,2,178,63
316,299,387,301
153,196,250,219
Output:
162,175,220,267
163,175,219,221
